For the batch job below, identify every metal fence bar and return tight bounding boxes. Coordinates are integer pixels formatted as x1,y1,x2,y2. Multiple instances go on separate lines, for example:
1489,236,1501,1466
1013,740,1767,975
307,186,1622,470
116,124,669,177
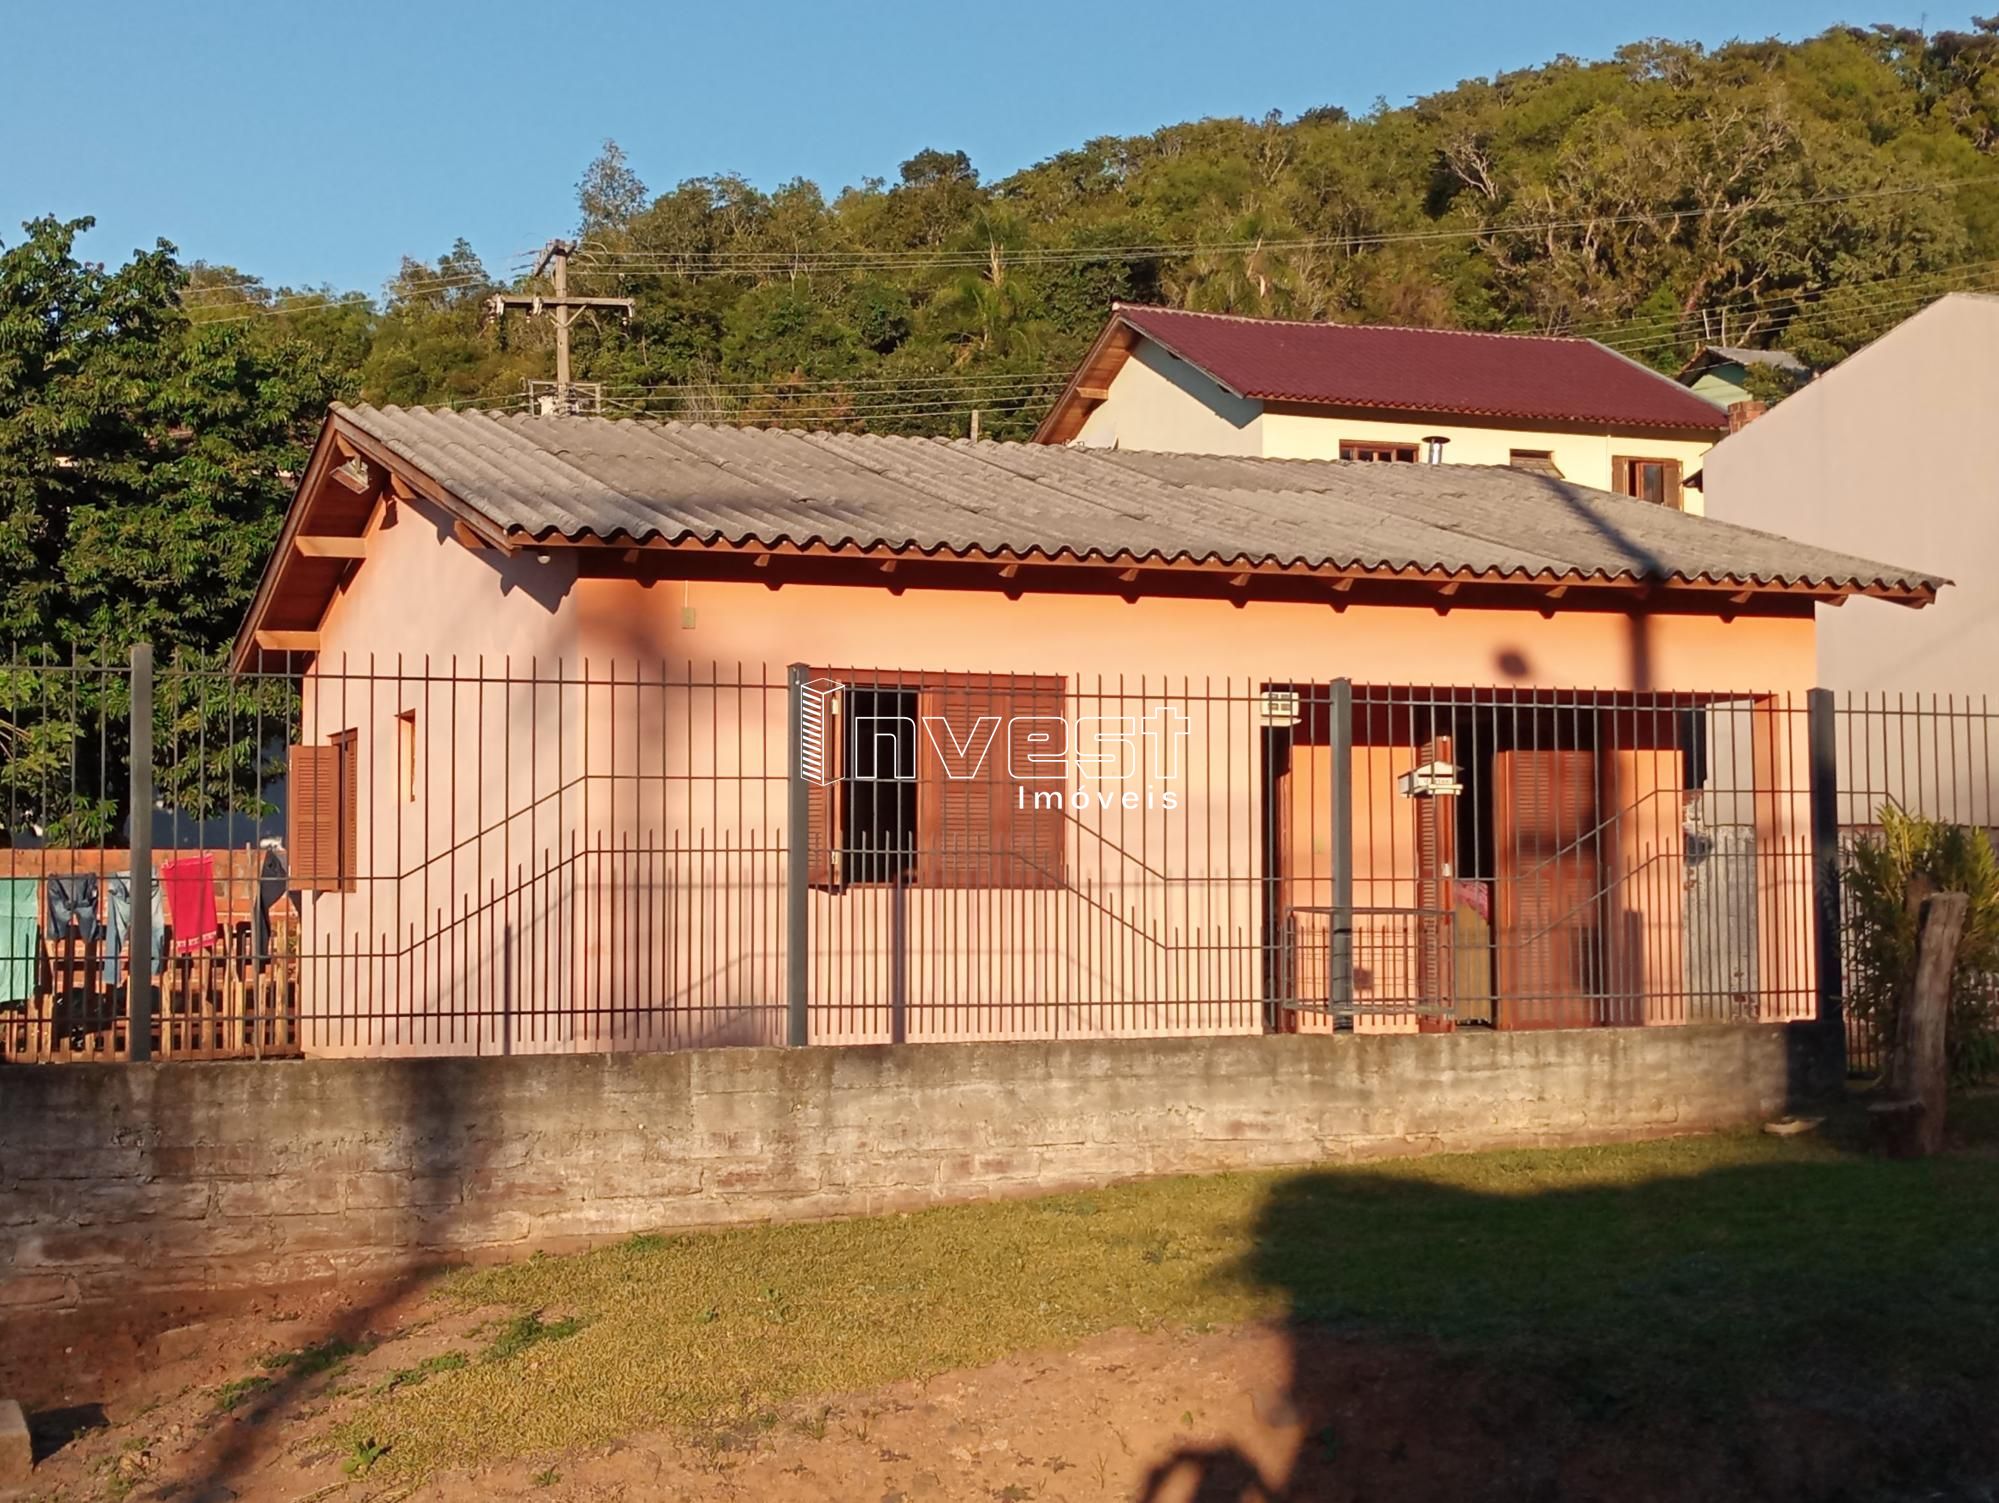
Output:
7,654,1995,1068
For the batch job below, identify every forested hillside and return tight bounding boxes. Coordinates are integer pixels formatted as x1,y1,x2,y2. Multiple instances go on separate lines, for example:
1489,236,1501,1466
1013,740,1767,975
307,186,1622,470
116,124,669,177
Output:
3,19,1998,663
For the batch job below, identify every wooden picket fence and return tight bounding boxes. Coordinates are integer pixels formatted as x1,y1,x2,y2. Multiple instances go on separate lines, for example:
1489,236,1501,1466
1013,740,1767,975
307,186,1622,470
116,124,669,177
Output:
0,849,300,1063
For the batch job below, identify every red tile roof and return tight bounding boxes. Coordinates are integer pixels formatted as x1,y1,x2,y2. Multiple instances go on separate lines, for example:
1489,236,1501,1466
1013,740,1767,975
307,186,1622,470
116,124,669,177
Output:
1110,305,1729,433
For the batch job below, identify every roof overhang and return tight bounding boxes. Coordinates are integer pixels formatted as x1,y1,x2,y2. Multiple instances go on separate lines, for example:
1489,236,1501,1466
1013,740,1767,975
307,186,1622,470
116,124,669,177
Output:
229,410,516,672
231,410,1939,674
1036,308,1730,444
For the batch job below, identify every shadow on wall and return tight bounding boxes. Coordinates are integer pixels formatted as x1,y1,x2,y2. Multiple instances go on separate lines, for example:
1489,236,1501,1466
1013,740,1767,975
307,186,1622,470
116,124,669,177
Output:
162,1057,497,1492
1133,1129,1999,1503
1525,472,1672,695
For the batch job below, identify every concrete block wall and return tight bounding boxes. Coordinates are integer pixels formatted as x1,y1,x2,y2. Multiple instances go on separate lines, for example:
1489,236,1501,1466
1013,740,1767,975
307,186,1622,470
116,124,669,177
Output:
0,1024,1832,1311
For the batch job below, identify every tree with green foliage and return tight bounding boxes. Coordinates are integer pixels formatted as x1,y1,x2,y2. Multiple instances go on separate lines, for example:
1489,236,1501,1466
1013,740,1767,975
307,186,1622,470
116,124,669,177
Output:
0,217,345,837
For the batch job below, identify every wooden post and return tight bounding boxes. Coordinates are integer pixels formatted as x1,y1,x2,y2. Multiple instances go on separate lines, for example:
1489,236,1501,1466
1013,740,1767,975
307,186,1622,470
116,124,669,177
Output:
1902,891,1967,1155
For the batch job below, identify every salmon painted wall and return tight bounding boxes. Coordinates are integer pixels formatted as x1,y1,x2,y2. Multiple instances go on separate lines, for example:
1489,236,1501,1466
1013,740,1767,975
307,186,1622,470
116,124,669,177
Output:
291,518,1818,1054
575,575,1816,1045
297,495,586,1056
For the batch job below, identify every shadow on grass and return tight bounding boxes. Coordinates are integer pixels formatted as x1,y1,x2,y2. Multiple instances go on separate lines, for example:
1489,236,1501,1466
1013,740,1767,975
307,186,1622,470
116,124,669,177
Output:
1139,1130,1999,1503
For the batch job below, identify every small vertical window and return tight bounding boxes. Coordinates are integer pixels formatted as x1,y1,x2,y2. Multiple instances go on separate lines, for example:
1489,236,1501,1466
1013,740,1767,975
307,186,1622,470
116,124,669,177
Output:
397,709,418,803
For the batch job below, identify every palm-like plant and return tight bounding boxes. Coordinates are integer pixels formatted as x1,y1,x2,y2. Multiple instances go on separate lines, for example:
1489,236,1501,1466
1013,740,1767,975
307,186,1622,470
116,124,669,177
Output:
1845,803,1999,1085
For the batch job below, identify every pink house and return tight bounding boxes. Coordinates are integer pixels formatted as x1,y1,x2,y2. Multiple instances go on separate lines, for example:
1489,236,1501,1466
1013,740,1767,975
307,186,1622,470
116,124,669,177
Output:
230,405,1940,1057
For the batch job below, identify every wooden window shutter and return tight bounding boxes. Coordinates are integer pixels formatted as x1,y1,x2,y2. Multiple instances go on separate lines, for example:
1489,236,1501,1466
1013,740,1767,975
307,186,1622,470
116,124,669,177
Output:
1662,459,1684,509
915,673,1066,890
287,744,341,891
803,676,843,889
1611,456,1634,497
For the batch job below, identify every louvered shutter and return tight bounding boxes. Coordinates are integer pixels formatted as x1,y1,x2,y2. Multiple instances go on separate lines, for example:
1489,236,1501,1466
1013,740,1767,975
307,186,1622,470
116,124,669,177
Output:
287,744,341,891
802,675,843,889
916,674,1066,889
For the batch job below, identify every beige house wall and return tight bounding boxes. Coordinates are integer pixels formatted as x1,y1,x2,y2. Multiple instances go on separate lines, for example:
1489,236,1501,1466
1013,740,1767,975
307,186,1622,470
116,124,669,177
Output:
1258,406,1713,513
1702,294,1996,823
1070,336,1714,512
1074,338,1263,454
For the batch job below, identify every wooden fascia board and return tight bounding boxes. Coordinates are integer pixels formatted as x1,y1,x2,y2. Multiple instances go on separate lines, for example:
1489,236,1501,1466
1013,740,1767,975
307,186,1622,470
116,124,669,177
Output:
230,416,345,672
1030,316,1138,444
328,415,515,553
1112,319,1249,401
557,533,1928,606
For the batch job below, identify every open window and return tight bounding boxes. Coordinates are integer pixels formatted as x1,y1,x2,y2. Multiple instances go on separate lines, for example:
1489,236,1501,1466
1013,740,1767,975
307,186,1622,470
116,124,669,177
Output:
1612,456,1683,508
288,729,357,893
1339,440,1418,463
396,709,418,804
806,670,1067,891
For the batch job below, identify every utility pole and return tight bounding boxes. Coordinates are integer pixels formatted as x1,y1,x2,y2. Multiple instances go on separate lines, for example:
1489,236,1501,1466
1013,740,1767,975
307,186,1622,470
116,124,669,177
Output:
487,240,635,415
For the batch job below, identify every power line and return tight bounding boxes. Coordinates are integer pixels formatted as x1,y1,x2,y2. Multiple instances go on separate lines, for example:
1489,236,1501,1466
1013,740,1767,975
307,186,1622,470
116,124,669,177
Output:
184,275,493,323
1571,257,1999,346
1597,266,1999,359
561,175,1999,277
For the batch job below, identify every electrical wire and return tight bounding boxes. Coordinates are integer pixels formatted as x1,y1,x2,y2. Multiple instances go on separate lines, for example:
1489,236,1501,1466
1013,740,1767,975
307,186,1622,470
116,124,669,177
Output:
560,175,1999,276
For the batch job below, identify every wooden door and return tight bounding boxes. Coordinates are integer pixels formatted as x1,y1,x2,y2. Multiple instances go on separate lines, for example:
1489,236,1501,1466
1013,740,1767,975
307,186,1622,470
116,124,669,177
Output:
1412,735,1456,1030
1493,749,1602,1029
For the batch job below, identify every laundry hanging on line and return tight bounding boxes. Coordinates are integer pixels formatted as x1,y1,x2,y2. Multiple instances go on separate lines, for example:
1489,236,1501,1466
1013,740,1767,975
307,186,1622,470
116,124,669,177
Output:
0,877,37,1006
103,872,168,987
45,872,101,941
161,856,219,956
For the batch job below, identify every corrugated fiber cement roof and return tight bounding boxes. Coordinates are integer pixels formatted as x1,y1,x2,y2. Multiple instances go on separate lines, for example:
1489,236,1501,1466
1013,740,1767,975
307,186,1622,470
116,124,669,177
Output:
335,403,1942,597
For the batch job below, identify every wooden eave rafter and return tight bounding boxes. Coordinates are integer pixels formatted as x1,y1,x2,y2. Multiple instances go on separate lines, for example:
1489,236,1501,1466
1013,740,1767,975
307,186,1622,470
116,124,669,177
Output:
230,411,517,673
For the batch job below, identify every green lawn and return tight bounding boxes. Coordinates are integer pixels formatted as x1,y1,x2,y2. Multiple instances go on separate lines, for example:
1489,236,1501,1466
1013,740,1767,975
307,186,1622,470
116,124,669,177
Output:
344,1107,1999,1482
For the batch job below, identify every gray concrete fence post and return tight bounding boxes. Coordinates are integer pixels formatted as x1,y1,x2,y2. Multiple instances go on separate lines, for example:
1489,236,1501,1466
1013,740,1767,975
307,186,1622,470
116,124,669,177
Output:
786,663,810,1047
127,641,155,1063
1807,687,1844,1061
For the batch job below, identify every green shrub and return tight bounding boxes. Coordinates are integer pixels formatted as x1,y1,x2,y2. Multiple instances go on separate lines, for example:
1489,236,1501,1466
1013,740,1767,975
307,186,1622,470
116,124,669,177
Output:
1845,804,1999,1084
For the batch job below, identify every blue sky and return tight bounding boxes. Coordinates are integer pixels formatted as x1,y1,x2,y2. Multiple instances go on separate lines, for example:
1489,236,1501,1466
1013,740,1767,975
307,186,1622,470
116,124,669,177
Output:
4,1,1941,293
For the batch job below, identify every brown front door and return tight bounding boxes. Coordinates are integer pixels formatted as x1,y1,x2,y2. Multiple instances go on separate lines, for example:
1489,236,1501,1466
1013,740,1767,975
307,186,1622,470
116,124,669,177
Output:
1493,748,1602,1029
1413,735,1456,1031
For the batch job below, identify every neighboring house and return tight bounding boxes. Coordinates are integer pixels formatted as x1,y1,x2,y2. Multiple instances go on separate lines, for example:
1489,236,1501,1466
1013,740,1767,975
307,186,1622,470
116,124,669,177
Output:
231,404,1938,1056
1033,304,1727,513
1675,345,1809,409
1701,294,1991,822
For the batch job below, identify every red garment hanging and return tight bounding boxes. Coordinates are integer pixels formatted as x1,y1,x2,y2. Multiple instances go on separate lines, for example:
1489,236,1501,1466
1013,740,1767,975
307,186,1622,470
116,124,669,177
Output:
161,856,219,955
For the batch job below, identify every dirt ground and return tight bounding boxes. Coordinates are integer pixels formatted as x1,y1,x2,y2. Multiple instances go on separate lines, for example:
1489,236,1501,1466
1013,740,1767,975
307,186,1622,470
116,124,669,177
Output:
4,1275,1972,1503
